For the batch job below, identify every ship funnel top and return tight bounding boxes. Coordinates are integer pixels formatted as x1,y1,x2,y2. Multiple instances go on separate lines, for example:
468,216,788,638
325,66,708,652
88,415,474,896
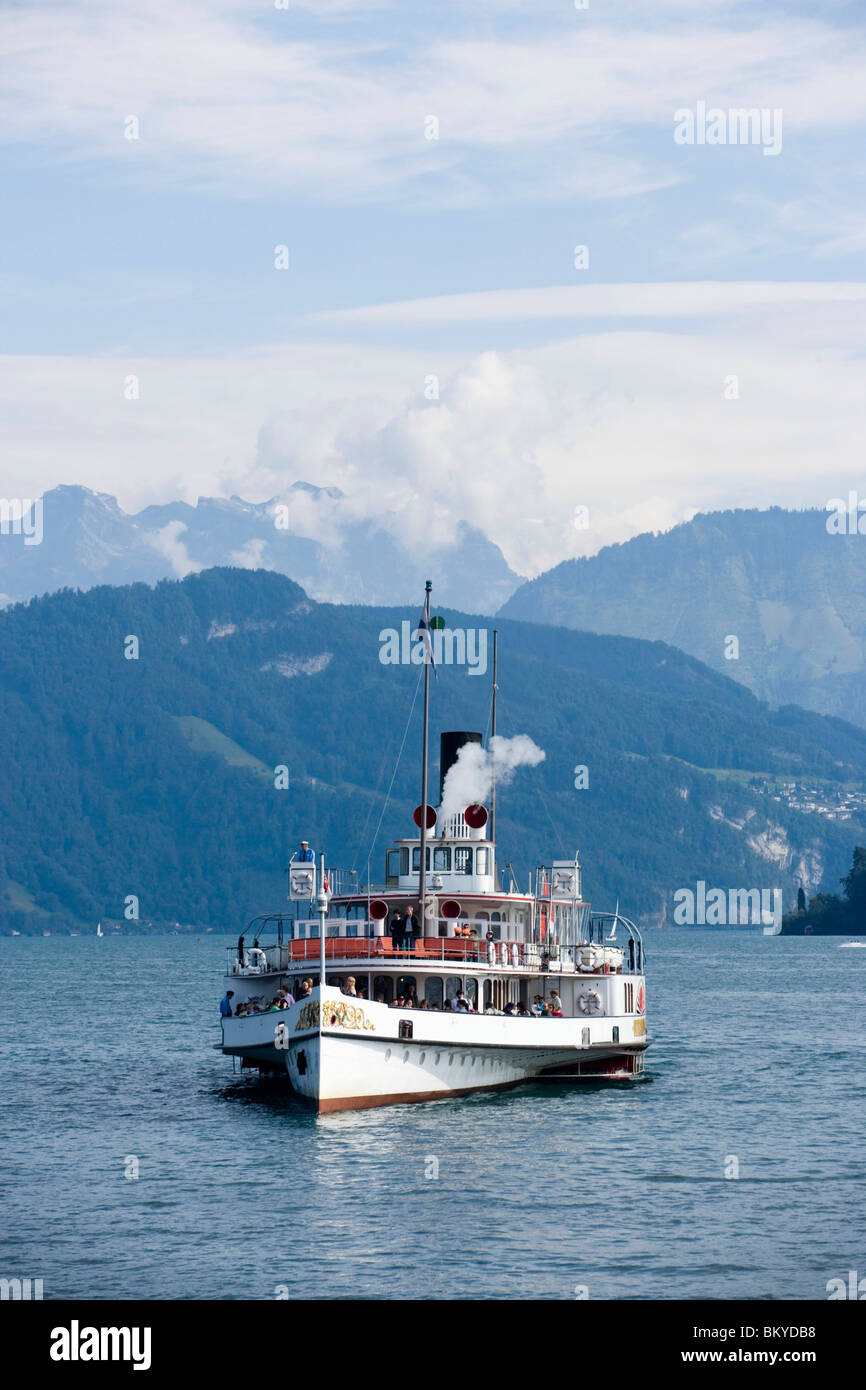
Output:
439,731,482,806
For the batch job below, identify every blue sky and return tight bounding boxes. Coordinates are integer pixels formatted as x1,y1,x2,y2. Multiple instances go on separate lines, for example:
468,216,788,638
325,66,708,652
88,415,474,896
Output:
2,0,865,574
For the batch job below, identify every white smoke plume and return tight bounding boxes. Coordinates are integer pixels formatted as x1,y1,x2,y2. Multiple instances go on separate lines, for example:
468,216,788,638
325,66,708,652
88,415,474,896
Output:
439,734,545,824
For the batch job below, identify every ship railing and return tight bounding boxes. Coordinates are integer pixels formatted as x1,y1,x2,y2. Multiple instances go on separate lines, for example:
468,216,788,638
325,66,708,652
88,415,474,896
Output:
581,911,646,974
225,932,638,974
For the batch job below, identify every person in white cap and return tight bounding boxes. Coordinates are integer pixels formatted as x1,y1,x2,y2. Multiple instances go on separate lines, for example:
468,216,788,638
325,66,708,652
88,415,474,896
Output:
297,840,315,862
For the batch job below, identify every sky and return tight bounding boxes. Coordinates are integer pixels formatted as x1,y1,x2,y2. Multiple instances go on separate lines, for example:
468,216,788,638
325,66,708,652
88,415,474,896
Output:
1,0,865,577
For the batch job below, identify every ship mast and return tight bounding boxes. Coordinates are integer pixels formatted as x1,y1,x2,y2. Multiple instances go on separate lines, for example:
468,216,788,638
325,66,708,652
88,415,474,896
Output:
419,580,432,912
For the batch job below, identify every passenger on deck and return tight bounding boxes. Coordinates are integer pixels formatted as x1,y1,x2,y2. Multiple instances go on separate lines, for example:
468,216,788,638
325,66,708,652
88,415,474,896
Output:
297,840,315,862
278,987,294,1008
517,1003,532,1017
504,1001,517,1016
404,904,420,950
267,997,282,1012
549,990,564,1017
219,991,234,1018
389,910,405,952
390,994,405,1009
297,978,313,1000
404,983,418,1007
531,995,543,1016
344,976,357,996
451,990,469,1012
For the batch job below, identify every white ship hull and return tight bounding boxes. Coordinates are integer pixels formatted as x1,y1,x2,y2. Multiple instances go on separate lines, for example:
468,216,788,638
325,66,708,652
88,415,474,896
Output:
221,986,648,1112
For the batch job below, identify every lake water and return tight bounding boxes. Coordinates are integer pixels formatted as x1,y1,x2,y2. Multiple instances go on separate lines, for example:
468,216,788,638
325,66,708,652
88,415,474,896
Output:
1,930,864,1300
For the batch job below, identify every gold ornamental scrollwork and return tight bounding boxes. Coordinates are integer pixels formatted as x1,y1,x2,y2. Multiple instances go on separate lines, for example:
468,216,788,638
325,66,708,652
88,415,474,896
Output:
294,999,375,1032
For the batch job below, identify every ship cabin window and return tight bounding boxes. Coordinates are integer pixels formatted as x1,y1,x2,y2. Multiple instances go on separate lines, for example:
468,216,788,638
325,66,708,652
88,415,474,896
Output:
309,924,320,939
386,850,401,885
374,975,393,1004
476,848,490,875
484,978,510,1011
346,923,358,938
454,847,473,875
395,975,415,1000
296,923,306,939
433,846,451,871
400,848,410,875
445,976,462,1005
425,976,444,1008
327,923,339,938
465,978,478,1009
412,847,431,872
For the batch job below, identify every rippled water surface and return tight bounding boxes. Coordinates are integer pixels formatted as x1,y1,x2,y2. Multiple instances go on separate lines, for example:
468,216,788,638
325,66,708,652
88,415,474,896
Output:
1,931,864,1300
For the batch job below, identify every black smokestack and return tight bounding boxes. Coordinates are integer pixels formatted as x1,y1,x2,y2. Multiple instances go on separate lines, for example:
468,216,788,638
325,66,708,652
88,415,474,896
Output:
439,731,482,805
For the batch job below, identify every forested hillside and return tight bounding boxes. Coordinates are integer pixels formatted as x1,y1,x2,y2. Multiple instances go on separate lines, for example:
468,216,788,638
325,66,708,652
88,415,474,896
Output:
2,567,866,933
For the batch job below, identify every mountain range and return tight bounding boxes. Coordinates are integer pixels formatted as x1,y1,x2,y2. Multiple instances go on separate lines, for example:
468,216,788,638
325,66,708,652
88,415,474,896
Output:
501,507,866,729
2,566,865,934
0,484,521,614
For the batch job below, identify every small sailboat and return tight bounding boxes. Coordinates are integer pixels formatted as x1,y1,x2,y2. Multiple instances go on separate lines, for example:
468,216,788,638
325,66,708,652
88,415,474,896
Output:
96,921,104,937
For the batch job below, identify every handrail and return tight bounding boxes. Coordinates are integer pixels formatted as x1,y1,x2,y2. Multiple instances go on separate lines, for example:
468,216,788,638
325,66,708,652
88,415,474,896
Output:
224,935,640,975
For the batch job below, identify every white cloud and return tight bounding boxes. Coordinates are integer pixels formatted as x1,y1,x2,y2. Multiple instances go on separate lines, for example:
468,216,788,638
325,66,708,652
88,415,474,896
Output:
4,285,866,580
228,538,270,569
147,520,203,577
3,5,866,205
310,280,866,326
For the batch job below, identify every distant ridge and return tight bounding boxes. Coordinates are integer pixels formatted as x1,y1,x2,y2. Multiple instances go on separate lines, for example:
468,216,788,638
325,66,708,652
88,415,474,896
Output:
500,506,866,728
0,483,521,614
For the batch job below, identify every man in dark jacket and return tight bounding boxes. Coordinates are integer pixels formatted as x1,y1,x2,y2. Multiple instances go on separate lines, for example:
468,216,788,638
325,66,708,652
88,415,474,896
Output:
390,909,405,953
404,904,421,952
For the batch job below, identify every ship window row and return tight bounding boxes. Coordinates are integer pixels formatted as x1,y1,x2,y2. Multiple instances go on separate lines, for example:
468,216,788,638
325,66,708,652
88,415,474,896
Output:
387,846,490,878
320,974,478,1008
318,975,523,1011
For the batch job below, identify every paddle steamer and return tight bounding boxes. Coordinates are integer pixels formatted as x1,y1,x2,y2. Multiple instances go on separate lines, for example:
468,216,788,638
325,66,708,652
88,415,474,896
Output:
218,587,649,1112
